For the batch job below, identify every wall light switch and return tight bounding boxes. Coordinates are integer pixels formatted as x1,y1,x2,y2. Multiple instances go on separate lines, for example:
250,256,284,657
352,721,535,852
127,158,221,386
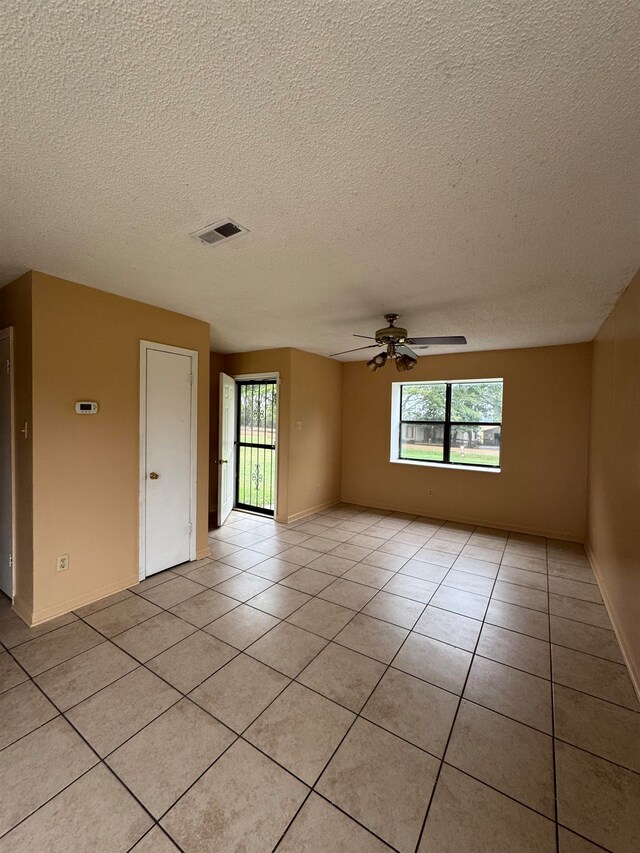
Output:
295,420,302,431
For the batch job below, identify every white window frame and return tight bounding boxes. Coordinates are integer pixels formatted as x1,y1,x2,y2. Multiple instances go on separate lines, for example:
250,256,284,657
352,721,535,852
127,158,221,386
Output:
390,378,503,473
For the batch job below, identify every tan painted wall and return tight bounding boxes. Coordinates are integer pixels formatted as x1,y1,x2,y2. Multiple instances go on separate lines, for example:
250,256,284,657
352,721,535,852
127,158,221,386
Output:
28,272,210,623
587,269,640,692
219,348,342,523
0,272,34,618
342,343,592,540
288,349,343,520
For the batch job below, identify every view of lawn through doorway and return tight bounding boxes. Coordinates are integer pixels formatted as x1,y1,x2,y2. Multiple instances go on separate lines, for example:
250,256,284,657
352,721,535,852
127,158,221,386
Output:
236,379,277,514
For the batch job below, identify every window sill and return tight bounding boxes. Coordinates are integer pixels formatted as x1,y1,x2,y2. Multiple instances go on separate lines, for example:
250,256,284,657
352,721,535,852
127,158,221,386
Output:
390,458,501,473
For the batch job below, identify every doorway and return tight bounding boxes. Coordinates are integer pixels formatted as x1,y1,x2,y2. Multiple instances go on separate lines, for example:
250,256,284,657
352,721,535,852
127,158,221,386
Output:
140,341,198,579
235,378,278,517
0,327,14,598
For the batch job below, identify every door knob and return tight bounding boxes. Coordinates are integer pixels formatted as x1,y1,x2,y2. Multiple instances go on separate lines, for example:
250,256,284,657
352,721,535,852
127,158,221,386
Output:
149,471,160,480
219,459,228,464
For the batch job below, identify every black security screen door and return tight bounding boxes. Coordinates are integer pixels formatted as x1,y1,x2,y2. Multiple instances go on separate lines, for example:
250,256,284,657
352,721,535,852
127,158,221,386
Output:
235,380,277,516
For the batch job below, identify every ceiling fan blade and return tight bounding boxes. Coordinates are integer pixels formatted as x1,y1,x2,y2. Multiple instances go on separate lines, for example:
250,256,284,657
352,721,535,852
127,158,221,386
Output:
406,336,467,346
329,344,380,357
353,334,377,340
396,344,418,360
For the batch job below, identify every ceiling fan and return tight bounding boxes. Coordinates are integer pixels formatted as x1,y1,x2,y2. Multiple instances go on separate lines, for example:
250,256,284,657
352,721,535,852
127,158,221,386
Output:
330,313,467,371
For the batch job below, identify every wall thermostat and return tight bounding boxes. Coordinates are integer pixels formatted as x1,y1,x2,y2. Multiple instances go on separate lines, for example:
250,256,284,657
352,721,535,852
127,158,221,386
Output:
75,401,99,414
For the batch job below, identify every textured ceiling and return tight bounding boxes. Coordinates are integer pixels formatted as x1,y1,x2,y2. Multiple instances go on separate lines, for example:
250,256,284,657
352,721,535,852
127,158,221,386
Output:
1,1,639,359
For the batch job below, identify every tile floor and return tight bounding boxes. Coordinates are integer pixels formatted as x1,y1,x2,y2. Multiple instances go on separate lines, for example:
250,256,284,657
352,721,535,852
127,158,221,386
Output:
1,504,639,852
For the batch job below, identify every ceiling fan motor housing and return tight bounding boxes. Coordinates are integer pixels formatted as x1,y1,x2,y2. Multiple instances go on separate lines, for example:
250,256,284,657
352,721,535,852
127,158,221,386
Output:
375,325,408,343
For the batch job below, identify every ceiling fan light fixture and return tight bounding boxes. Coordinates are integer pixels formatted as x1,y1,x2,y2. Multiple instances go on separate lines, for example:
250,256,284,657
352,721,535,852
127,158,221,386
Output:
395,353,417,372
367,352,387,371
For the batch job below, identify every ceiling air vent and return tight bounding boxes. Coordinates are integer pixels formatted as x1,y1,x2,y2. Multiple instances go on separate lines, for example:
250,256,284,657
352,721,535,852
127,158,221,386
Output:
191,218,248,246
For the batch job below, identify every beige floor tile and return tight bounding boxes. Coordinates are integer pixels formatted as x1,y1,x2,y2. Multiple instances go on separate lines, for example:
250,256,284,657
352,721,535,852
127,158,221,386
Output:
363,667,457,756
278,792,391,852
0,650,28,693
554,683,640,773
279,545,324,566
203,603,279,648
249,583,311,618
451,555,499,578
298,642,385,712
74,588,135,617
0,716,97,835
334,613,408,663
393,632,472,694
248,537,293,557
273,529,313,546
465,656,552,733
206,539,242,560
500,551,548,573
246,682,355,784
34,641,137,710
443,568,494,596
362,550,408,572
190,652,289,731
558,827,608,852
0,611,77,649
556,740,640,853
446,700,555,817
549,577,602,604
377,539,420,558
11,620,104,676
307,552,358,576
0,680,58,749
131,827,180,852
343,563,395,589
218,548,270,570
415,547,457,568
429,585,489,619
138,576,207,608
400,559,448,583
504,542,547,561
287,597,356,639
547,546,589,568
328,543,375,562
460,543,502,564
111,611,196,662
350,532,391,549
66,667,180,756
319,578,378,609
413,606,481,652
247,621,327,677
477,623,550,679
419,764,556,853
212,572,273,601
107,698,235,817
498,565,548,590
168,588,238,627
147,630,237,692
552,645,639,711
549,594,611,630
548,561,597,585
281,567,336,594
492,581,549,613
317,717,439,853
247,556,301,581
0,764,152,853
383,573,438,603
161,738,307,851
550,616,623,663
84,596,161,638
361,591,425,629
304,535,342,553
137,570,179,589
485,598,550,640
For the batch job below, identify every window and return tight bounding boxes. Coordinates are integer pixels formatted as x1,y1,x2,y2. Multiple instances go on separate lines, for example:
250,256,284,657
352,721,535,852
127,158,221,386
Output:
391,379,503,469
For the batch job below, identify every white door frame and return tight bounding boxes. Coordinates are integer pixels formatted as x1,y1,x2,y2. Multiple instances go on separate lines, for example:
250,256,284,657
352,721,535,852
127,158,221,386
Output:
233,372,280,519
139,340,198,580
0,327,15,599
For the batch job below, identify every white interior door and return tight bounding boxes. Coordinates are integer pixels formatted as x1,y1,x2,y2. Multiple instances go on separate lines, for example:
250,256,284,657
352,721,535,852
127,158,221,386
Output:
0,331,13,597
217,373,236,526
142,343,197,577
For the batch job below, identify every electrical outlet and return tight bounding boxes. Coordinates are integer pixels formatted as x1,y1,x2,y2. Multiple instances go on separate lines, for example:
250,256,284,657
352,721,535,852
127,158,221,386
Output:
428,489,434,496
56,554,69,572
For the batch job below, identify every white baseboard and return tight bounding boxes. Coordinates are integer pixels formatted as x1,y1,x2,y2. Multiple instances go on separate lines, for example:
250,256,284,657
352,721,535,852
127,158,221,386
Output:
28,575,139,627
586,543,640,703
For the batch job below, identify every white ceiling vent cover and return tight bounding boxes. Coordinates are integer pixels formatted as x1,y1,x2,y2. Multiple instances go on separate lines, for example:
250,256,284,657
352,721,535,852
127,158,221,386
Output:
191,218,249,246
